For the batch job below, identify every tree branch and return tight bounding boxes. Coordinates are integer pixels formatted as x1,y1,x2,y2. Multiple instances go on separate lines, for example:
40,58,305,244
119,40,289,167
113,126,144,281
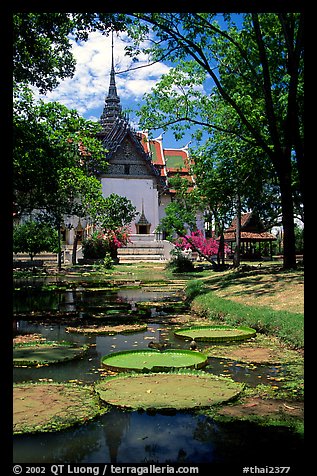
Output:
147,115,259,147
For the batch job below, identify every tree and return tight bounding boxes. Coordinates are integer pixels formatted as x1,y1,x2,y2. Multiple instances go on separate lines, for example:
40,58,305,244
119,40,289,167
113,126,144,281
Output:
157,176,222,266
13,84,109,269
90,193,138,261
13,220,58,261
96,193,138,232
191,93,281,267
13,84,107,209
129,13,303,269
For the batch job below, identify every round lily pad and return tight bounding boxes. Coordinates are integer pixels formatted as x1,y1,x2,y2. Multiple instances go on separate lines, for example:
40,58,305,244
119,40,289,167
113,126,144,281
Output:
13,382,104,434
66,323,147,335
95,371,243,410
101,348,208,372
174,325,256,343
13,341,89,367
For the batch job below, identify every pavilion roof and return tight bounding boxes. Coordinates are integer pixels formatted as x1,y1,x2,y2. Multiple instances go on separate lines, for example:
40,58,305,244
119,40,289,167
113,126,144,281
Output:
222,212,276,242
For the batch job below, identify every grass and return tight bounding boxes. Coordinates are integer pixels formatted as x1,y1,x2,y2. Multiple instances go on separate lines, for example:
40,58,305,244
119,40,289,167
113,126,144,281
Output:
187,263,304,349
191,293,303,348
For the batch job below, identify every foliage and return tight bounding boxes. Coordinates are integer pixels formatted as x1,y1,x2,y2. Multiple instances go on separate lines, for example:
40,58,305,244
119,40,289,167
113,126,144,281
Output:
13,220,58,260
82,233,109,260
102,254,115,269
294,224,304,254
157,175,205,257
13,13,127,93
13,84,110,269
13,84,107,217
96,193,138,231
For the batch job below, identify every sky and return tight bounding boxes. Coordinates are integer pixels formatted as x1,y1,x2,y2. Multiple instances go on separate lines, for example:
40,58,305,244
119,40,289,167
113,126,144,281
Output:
35,30,192,149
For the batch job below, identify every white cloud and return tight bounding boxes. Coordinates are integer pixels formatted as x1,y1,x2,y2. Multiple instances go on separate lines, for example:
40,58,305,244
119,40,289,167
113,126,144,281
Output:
35,30,170,118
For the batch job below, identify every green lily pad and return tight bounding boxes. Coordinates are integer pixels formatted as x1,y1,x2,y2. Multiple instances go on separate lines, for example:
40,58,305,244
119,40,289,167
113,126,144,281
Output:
101,348,208,372
95,371,243,410
13,341,89,367
174,325,256,342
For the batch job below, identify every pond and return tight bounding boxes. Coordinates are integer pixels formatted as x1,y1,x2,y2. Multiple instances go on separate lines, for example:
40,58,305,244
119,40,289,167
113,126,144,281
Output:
13,282,303,469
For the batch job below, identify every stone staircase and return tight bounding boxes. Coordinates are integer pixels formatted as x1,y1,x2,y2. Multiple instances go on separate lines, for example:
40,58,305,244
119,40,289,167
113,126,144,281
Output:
117,234,174,262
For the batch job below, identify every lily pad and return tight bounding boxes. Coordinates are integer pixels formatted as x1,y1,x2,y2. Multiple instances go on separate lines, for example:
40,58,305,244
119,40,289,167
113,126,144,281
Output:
13,382,104,434
66,323,147,335
95,371,243,410
13,341,89,367
101,348,208,372
174,325,256,342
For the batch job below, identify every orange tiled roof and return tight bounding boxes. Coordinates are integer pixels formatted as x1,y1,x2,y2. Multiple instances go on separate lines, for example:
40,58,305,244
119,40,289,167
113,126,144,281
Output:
139,132,195,191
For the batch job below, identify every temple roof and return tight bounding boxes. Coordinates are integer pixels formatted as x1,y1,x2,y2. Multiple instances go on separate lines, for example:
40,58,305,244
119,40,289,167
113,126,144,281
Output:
97,38,195,195
139,132,195,193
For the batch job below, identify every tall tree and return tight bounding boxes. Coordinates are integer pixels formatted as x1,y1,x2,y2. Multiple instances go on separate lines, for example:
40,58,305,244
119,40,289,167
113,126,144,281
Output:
129,13,303,269
13,84,108,269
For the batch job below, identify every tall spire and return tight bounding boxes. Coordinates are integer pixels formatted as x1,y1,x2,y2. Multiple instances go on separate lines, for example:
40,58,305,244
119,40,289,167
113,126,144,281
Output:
99,30,122,130
108,30,119,100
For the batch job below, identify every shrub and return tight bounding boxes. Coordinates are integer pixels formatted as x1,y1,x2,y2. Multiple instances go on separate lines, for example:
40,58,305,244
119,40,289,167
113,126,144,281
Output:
82,232,109,259
185,280,207,300
174,230,229,257
166,248,194,273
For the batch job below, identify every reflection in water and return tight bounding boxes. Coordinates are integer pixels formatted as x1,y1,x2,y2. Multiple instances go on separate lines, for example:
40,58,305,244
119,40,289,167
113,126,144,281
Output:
102,410,130,463
13,409,303,465
13,410,219,463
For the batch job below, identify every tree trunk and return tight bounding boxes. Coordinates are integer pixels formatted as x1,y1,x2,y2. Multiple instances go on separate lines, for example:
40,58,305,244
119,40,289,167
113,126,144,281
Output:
233,194,241,268
217,232,225,266
278,156,297,269
57,226,62,271
72,232,79,265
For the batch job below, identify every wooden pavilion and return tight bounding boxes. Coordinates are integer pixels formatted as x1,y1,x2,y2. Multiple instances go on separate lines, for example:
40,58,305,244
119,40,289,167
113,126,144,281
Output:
222,212,277,260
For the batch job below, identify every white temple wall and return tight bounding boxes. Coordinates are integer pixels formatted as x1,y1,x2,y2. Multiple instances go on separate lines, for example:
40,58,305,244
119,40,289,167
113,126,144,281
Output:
101,177,160,233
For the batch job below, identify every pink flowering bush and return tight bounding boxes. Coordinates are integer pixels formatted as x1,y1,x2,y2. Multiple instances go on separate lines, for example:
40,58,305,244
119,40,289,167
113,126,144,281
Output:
174,230,228,257
82,227,131,260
